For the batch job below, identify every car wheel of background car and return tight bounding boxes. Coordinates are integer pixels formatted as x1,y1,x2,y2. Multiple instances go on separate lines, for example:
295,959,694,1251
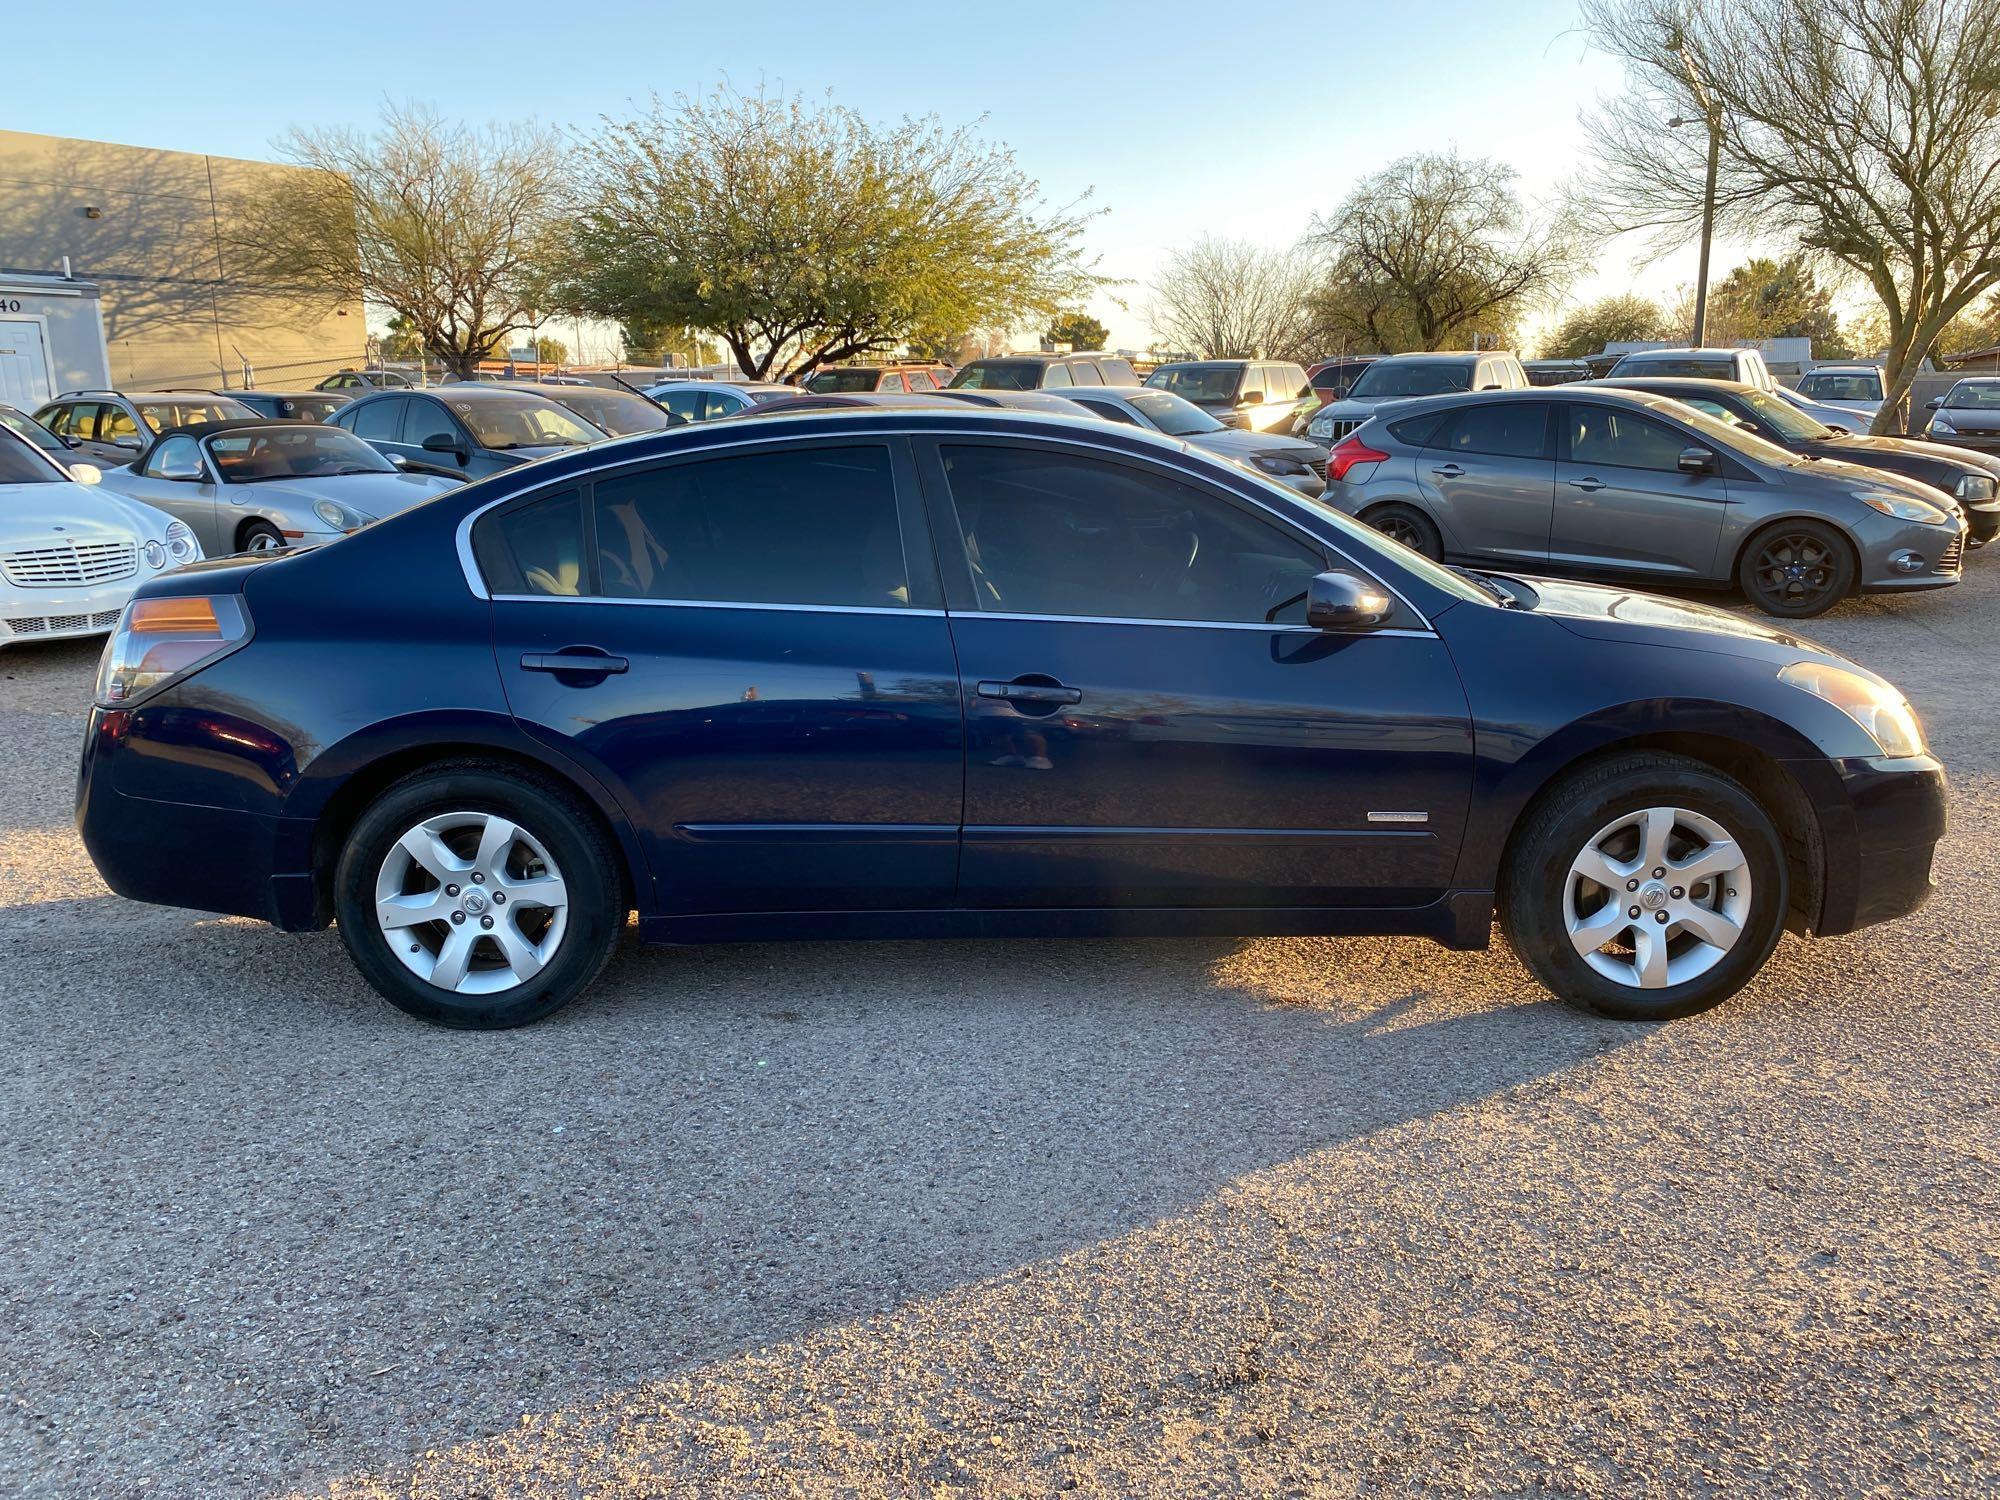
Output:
1499,752,1788,1022
1736,519,1856,618
333,761,624,1028
1363,503,1444,560
237,519,286,553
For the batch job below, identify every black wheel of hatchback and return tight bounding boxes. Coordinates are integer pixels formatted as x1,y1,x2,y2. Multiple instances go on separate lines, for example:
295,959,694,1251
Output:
1738,520,1856,618
333,761,624,1028
1364,503,1444,560
1500,752,1789,1021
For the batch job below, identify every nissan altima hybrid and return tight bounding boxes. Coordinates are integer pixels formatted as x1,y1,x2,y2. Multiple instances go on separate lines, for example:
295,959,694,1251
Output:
77,409,1944,1028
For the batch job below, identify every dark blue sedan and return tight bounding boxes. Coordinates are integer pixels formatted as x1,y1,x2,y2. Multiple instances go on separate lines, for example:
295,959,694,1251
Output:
75,409,1945,1028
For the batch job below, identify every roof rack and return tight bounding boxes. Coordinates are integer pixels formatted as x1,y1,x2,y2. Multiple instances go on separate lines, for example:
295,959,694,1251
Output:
54,388,123,399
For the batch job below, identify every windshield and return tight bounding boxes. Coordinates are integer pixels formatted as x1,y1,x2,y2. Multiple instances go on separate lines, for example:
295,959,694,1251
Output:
1945,381,2000,410
548,390,674,436
138,398,257,429
1147,365,1242,404
1799,372,1881,401
0,427,63,483
1651,397,1802,466
0,409,64,455
1731,387,1832,440
807,369,884,393
949,362,1040,390
1125,389,1224,436
447,397,602,449
207,427,394,482
1347,362,1473,399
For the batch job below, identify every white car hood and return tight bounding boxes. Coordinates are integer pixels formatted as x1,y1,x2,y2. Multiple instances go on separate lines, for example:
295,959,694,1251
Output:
0,479,176,547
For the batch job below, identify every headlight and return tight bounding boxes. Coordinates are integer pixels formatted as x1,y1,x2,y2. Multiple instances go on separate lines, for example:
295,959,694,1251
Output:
1779,660,1926,758
1954,473,1995,503
95,595,252,708
164,519,200,563
142,540,168,570
1857,490,1951,525
312,499,357,531
1251,454,1311,476
1930,414,1957,435
1307,414,1334,439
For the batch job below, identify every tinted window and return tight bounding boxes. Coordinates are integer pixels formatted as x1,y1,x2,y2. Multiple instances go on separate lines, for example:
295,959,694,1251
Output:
1386,411,1448,446
1348,361,1474,399
351,396,407,442
660,392,702,422
949,361,1041,390
1072,397,1141,426
937,445,1326,625
0,429,60,483
0,410,63,454
1568,406,1693,471
807,369,884,394
479,490,586,597
593,446,910,608
1435,402,1551,460
1610,355,1732,379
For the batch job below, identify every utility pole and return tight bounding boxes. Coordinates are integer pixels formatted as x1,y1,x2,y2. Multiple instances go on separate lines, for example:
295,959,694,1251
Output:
1671,46,1722,348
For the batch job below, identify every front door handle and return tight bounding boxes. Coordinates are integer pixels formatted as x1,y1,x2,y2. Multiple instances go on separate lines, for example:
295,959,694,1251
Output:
521,649,629,676
977,677,1082,708
1431,463,1465,479
1567,477,1607,492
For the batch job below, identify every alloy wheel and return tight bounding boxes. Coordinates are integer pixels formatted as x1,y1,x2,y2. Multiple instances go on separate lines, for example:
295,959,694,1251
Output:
1371,514,1426,549
1751,532,1838,610
373,811,569,994
1562,805,1753,991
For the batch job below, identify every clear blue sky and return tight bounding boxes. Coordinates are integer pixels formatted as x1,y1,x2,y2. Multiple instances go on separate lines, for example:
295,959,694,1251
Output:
5,0,1718,354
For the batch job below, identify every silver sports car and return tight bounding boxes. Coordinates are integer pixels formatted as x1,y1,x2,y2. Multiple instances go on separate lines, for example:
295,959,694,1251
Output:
99,421,462,554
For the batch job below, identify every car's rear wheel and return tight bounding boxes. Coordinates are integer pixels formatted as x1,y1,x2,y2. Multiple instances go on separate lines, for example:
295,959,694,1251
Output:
333,762,624,1028
1364,503,1443,560
237,519,286,553
1738,520,1856,617
1500,753,1788,1021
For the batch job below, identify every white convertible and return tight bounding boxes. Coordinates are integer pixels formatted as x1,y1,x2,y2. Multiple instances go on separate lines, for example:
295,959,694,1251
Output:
0,426,201,649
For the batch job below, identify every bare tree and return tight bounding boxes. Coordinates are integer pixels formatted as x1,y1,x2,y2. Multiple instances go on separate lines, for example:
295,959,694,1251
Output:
235,104,569,379
1308,152,1584,352
1583,0,2000,433
1147,239,1321,361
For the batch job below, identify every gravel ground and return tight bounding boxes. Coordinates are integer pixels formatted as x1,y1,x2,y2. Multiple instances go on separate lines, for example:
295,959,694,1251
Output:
1,569,1996,1498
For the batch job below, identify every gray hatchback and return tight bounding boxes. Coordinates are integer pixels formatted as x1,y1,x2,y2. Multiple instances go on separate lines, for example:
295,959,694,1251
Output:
1322,388,1966,617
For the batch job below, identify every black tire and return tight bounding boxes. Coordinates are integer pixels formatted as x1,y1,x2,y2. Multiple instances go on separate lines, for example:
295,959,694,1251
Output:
1499,752,1789,1021
1363,503,1444,560
236,519,286,554
333,761,624,1028
1737,519,1857,618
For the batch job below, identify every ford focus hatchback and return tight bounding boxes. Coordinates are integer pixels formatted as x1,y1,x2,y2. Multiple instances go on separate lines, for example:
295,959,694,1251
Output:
77,409,1944,1028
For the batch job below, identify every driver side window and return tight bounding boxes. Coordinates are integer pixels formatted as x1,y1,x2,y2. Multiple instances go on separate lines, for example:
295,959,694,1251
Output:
143,435,204,480
936,445,1328,625
1568,406,1691,472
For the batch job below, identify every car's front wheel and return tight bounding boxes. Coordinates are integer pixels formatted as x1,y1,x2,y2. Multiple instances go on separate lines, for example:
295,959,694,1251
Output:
1500,753,1789,1021
1737,520,1856,617
333,762,624,1028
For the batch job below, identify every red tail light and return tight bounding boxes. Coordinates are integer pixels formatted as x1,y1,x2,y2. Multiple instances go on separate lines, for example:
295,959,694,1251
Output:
1327,433,1389,484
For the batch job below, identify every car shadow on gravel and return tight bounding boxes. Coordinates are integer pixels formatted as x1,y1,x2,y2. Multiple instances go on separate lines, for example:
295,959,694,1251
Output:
1,907,1650,1493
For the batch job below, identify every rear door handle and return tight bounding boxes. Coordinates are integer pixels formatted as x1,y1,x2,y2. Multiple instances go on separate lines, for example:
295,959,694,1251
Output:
976,679,1082,705
1431,463,1465,479
521,650,629,676
1567,477,1607,492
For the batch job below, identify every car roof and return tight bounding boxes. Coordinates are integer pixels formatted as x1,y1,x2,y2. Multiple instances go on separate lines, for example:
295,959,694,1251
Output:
1806,364,1879,373
1365,351,1488,364
227,389,346,399
1586,375,1759,394
506,381,644,399
1614,348,1744,360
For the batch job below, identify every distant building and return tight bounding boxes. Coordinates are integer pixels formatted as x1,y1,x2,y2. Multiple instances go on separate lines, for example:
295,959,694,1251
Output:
0,129,365,392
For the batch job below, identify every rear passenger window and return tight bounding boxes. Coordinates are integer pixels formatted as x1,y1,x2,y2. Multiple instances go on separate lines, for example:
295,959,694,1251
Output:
1435,403,1551,459
1042,363,1072,388
909,371,936,391
479,490,586,596
592,446,911,609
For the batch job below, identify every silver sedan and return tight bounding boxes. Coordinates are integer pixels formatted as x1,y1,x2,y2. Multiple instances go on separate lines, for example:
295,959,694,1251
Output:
98,421,461,555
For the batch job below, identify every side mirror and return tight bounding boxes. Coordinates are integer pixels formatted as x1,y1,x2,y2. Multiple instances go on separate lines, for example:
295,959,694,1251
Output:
112,436,142,451
1926,397,1944,410
388,453,409,468
422,432,466,461
68,462,102,485
1307,570,1393,631
1678,446,1717,475
1237,390,1265,405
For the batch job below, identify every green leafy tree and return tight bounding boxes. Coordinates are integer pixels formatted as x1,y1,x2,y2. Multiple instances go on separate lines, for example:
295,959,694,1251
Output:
562,87,1105,380
617,314,721,369
1046,310,1109,351
1538,294,1673,358
376,316,426,363
530,334,567,366
1701,256,1847,356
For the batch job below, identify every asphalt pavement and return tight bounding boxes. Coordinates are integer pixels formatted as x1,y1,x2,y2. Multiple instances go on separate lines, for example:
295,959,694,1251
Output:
1,567,1995,1497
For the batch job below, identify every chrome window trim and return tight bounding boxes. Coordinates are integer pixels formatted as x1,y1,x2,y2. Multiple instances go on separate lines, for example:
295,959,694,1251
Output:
491,594,942,618
453,422,1434,628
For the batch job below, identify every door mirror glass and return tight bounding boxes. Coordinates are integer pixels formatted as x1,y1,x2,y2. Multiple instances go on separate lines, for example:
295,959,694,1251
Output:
68,462,102,485
422,431,463,456
1307,570,1393,631
1678,446,1717,475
